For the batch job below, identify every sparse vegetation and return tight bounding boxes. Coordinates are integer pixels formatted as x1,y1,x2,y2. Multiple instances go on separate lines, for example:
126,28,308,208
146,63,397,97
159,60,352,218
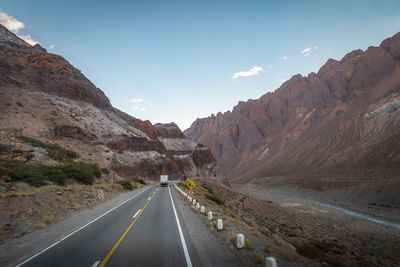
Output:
0,160,101,186
295,244,320,259
205,193,225,206
101,167,110,175
253,253,264,264
134,178,146,185
17,135,79,162
201,183,213,194
5,103,11,107
116,180,133,190
176,182,186,188
16,101,23,107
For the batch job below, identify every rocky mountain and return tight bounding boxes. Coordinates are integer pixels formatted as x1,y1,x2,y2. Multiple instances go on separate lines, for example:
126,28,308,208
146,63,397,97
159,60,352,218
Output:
0,24,216,181
185,32,400,204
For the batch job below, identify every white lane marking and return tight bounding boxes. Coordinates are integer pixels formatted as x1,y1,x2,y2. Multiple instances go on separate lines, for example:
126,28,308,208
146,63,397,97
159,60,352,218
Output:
16,185,157,267
148,197,151,201
168,186,193,267
92,260,100,267
133,209,141,219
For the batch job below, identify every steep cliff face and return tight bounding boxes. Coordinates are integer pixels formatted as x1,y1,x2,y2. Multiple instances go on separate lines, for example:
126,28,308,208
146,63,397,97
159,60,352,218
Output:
185,32,400,186
153,123,217,177
0,24,111,109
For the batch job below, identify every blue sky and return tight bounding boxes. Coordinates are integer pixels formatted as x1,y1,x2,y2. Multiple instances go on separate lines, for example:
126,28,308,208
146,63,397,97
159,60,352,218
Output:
1,0,400,130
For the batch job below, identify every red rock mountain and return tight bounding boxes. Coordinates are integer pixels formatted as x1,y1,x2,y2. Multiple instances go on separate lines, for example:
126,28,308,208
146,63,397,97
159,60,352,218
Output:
185,32,400,189
0,24,216,180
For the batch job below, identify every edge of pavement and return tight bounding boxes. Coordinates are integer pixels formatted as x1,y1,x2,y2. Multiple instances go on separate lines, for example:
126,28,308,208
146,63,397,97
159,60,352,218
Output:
0,184,157,267
171,183,242,267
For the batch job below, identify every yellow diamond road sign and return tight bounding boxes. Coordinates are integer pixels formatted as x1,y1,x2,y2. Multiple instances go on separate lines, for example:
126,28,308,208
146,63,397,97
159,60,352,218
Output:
186,180,196,190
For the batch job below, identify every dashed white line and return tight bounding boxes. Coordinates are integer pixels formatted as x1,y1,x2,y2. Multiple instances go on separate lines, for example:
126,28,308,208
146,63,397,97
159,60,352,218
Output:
168,186,192,267
133,209,141,219
16,185,157,267
92,260,100,267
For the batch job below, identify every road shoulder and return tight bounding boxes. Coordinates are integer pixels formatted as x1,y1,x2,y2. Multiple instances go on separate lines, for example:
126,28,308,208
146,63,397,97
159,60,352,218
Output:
0,185,156,267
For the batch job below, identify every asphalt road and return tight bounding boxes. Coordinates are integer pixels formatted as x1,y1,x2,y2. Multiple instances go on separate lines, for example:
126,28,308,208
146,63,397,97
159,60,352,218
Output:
17,183,202,267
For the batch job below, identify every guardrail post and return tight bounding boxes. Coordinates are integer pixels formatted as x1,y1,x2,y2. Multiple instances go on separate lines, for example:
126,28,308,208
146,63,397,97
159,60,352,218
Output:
217,219,223,231
193,199,196,205
200,205,205,213
265,256,277,267
208,211,212,220
196,203,200,210
237,233,244,249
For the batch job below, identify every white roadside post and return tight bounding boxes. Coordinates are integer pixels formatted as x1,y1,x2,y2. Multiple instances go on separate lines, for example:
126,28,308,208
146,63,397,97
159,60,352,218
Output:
200,205,205,214
217,219,223,231
189,196,192,202
193,199,196,205
196,203,200,210
237,233,244,249
207,211,213,220
265,257,277,267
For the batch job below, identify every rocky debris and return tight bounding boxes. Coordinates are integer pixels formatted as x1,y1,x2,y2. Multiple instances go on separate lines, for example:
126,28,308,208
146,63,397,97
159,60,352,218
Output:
50,125,96,140
106,134,166,154
184,31,400,191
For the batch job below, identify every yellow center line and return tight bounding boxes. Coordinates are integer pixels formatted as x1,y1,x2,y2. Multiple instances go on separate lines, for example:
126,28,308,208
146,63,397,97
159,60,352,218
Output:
99,187,160,267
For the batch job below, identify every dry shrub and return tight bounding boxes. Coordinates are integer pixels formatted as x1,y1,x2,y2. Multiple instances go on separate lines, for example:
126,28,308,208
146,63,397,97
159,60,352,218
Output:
253,253,264,264
264,243,273,253
245,238,255,250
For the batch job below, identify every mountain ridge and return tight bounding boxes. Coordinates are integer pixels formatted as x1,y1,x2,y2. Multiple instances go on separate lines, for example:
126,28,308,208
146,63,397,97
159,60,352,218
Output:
184,32,400,196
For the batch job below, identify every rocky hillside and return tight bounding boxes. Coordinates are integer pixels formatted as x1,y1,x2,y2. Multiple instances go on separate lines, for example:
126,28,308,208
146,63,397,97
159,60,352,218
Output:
185,32,400,195
0,24,216,181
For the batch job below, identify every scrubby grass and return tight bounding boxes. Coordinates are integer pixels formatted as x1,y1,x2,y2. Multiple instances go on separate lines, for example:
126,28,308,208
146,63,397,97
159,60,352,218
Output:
16,101,23,107
176,182,187,188
17,136,79,162
134,178,146,185
295,244,320,259
116,180,133,190
0,160,101,186
201,183,213,194
205,193,225,206
253,253,264,264
101,168,110,175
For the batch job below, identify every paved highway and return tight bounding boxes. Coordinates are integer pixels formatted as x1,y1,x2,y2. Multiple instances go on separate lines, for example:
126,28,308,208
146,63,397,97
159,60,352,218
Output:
17,183,202,267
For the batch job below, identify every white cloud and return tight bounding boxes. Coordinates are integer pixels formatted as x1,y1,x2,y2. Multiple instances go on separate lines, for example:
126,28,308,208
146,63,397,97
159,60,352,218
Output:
130,98,143,103
0,12,39,46
140,107,146,112
301,46,318,56
0,12,24,32
232,65,263,79
18,34,39,46
283,56,288,61
48,44,55,49
131,106,139,111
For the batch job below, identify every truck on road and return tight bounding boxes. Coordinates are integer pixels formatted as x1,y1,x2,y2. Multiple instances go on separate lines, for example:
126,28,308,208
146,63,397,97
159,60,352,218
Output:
160,175,168,187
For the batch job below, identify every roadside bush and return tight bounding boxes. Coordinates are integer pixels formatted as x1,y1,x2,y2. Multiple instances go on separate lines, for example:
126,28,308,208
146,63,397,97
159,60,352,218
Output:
176,182,186,188
101,168,110,175
60,162,100,185
205,193,225,206
134,178,146,185
0,160,101,186
201,184,213,194
116,180,133,190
